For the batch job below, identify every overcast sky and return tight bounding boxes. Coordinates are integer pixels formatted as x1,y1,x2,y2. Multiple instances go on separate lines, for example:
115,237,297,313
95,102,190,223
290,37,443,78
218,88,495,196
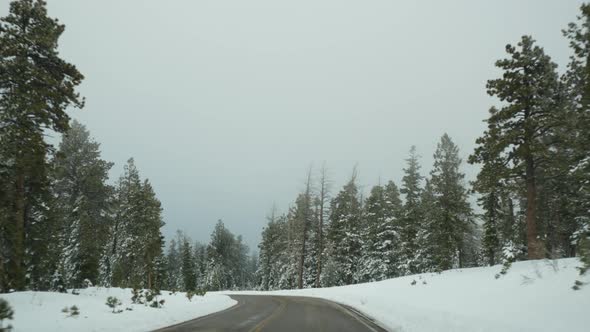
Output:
1,0,583,251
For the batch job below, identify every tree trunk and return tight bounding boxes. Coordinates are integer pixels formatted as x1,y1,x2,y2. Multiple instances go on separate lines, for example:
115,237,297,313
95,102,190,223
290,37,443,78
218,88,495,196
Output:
525,155,542,259
13,169,26,290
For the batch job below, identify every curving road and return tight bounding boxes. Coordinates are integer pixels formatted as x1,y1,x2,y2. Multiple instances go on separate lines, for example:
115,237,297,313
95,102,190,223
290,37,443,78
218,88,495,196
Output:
154,295,387,332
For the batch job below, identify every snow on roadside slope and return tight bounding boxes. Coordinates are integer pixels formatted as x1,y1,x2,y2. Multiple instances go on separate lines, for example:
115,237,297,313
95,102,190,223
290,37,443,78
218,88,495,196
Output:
0,287,236,332
225,258,590,332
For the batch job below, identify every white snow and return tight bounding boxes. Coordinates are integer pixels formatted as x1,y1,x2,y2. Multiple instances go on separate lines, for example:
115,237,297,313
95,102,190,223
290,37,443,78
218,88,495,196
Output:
224,258,590,332
0,287,236,332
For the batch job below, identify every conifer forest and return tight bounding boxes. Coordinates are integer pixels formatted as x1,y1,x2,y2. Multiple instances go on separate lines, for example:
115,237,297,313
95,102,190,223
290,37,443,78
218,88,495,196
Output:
0,0,589,311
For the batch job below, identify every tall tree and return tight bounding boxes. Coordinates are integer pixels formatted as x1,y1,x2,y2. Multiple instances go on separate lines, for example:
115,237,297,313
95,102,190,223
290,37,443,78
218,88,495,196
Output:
0,0,84,290
314,164,330,288
358,181,402,282
100,159,164,288
399,146,424,274
326,168,362,285
53,121,113,288
180,237,195,291
563,3,590,278
296,169,313,289
429,134,474,270
473,36,561,259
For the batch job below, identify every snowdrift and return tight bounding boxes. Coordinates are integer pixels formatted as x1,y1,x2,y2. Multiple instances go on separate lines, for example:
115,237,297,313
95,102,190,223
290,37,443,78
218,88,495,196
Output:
0,287,235,332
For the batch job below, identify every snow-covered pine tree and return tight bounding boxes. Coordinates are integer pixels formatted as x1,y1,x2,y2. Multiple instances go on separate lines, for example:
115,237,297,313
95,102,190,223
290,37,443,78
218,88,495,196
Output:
357,182,401,282
99,159,164,288
193,242,207,290
257,210,289,290
206,220,235,290
415,179,437,272
165,238,182,290
53,120,113,288
399,146,424,275
326,169,362,285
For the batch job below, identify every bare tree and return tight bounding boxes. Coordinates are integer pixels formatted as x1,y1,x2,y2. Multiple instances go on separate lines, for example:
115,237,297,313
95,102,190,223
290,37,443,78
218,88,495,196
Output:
314,163,330,288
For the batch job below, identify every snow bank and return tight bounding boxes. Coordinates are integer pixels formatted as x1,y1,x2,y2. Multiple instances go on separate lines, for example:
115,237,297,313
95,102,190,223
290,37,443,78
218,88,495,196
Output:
0,287,236,332
225,258,590,332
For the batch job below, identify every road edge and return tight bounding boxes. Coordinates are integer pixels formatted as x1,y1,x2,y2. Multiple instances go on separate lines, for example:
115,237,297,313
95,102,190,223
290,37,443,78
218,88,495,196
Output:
151,295,242,332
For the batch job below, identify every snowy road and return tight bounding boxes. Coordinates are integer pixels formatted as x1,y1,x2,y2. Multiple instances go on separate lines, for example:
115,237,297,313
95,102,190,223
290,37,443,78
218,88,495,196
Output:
154,295,387,332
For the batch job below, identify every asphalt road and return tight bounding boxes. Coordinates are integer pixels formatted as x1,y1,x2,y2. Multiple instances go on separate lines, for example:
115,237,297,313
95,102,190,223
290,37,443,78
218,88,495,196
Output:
155,295,388,332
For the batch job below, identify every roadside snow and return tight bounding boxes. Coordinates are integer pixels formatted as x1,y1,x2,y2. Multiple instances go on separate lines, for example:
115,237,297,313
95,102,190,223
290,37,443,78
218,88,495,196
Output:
0,287,236,332
225,258,590,332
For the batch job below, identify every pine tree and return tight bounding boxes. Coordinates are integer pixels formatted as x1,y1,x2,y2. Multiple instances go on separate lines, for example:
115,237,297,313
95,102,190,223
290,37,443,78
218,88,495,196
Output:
165,238,181,290
399,146,424,274
99,159,164,288
53,120,113,288
563,3,590,279
313,164,330,288
206,220,235,290
181,238,196,291
473,36,561,259
326,169,362,285
296,169,314,289
358,181,401,282
429,134,474,270
0,0,84,290
257,209,288,290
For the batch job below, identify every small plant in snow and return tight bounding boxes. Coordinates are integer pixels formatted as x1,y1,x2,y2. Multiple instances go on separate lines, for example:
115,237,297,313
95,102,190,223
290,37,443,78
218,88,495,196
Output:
0,299,14,331
82,279,93,288
495,241,519,279
61,306,69,313
131,288,144,304
69,305,80,317
186,291,195,302
106,296,122,313
410,279,417,285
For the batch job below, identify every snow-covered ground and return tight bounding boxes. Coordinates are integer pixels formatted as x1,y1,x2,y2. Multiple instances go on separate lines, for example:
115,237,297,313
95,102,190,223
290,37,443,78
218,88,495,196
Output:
225,258,590,332
0,287,236,332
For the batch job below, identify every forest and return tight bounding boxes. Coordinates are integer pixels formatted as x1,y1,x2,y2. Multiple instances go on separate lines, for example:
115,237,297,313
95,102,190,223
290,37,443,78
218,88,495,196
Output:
0,0,589,296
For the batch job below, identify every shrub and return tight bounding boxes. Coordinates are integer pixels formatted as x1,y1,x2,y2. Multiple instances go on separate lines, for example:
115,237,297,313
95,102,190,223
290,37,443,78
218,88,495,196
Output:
70,306,80,317
106,296,122,313
0,299,14,331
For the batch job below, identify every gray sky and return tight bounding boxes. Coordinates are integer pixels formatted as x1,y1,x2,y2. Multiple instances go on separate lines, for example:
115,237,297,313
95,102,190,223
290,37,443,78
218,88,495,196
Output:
1,0,583,251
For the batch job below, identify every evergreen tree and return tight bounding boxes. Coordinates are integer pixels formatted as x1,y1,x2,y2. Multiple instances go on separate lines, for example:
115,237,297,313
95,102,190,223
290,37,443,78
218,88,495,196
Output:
296,169,314,289
313,165,330,288
206,220,235,290
563,3,590,279
326,169,362,285
53,120,113,288
358,181,401,282
181,237,196,291
429,134,474,270
99,159,164,288
0,0,84,290
165,238,181,290
399,146,424,274
473,36,561,259
257,209,289,290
